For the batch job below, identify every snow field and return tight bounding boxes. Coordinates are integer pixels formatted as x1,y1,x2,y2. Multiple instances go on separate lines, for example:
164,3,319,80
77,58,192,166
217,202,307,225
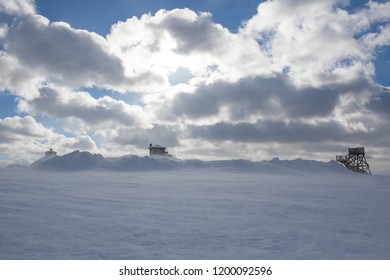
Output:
0,168,389,259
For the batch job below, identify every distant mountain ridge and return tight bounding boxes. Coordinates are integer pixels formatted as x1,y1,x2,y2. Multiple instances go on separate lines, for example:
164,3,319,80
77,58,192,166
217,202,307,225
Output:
30,150,350,174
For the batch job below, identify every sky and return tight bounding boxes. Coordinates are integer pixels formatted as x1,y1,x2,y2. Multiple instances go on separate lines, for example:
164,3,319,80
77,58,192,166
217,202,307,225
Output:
0,0,390,174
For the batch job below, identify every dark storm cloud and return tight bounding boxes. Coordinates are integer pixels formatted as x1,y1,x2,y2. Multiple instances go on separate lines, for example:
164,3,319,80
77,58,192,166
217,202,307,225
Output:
114,124,180,148
189,119,390,147
166,75,373,120
366,89,390,116
189,120,349,143
0,11,15,28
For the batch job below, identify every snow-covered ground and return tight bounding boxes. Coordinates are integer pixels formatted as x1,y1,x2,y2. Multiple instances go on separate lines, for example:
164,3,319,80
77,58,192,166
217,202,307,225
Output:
0,166,389,260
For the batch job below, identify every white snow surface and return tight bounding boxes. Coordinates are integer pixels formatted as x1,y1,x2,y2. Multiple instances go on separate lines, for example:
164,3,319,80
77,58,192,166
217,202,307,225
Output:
1,164,389,259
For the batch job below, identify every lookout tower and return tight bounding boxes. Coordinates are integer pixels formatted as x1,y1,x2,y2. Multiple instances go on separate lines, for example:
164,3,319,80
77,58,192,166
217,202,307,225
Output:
336,147,371,174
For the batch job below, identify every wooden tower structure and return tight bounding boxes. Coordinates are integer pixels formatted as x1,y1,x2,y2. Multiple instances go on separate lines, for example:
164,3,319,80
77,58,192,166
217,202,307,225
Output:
336,147,371,174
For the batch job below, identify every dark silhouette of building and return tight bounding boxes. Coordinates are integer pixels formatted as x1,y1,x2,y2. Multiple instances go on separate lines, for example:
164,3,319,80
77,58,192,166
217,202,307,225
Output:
148,144,170,156
45,148,57,157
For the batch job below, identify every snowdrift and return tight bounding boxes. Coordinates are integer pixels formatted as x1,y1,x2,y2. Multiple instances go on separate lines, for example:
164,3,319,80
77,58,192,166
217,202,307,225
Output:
30,150,349,174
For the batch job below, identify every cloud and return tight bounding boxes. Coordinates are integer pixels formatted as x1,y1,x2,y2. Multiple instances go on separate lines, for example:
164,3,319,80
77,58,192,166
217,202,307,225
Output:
153,9,228,55
189,120,353,144
17,86,148,128
1,4,162,97
0,116,99,150
63,135,97,151
364,0,390,22
0,52,43,99
189,118,390,150
107,8,271,87
113,124,180,149
0,0,35,16
158,75,374,121
0,115,51,143
366,87,390,116
0,22,7,38
362,23,390,50
2,2,384,98
5,15,130,90
240,0,379,88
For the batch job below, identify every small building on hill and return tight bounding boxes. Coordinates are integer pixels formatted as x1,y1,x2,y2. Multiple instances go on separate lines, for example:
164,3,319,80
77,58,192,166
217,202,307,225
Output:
45,148,57,157
148,144,171,157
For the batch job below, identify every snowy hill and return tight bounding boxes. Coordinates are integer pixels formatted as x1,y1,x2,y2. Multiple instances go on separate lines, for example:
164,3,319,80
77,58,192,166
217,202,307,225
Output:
31,150,349,174
30,153,58,168
32,150,106,171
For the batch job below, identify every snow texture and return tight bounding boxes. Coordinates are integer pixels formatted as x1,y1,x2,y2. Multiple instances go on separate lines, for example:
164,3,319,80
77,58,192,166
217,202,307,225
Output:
0,154,389,259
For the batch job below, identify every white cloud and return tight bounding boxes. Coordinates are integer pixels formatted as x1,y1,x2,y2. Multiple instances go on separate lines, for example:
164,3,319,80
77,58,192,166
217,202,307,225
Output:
17,86,149,128
0,51,42,99
0,23,7,38
240,0,376,88
107,8,272,89
0,115,51,142
62,135,98,151
362,23,390,50
364,0,390,22
0,4,163,97
0,0,35,16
